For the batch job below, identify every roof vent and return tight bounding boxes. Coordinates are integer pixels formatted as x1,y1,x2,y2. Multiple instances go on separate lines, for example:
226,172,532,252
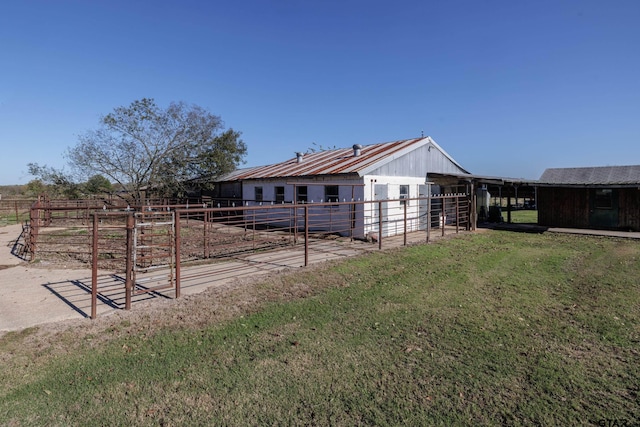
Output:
353,144,363,157
295,152,304,163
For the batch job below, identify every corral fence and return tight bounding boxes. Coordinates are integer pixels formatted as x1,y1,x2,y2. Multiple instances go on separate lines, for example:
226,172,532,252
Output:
0,198,34,227
25,194,471,318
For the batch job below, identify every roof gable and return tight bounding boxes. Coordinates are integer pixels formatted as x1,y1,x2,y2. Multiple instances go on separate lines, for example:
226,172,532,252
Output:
539,165,640,185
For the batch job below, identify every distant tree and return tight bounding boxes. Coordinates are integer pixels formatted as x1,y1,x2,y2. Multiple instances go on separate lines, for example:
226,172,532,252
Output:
25,179,47,197
66,98,247,203
26,164,81,199
84,174,113,195
0,185,25,197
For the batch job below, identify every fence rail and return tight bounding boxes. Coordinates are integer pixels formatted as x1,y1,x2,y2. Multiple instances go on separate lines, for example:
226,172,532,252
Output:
25,194,471,318
0,199,34,226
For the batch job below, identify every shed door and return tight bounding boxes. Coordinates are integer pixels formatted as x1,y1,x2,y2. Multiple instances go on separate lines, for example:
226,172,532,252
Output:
418,184,429,230
373,184,388,235
589,189,619,229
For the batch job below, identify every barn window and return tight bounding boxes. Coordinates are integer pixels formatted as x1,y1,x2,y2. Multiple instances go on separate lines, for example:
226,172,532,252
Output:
296,186,308,203
324,185,339,203
400,185,410,205
275,186,285,203
254,186,263,202
595,189,613,209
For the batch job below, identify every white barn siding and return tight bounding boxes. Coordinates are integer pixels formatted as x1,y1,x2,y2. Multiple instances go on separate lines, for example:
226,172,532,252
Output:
362,175,428,237
366,143,467,177
218,137,469,239
242,177,367,237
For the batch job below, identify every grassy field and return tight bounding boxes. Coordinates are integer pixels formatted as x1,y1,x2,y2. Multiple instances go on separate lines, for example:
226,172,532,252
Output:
1,230,639,426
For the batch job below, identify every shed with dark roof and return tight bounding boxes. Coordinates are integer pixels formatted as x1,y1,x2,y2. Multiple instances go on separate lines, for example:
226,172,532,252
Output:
537,165,640,230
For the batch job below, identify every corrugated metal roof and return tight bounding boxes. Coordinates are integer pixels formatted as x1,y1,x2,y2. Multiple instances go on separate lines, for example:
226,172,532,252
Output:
221,137,465,181
539,165,640,185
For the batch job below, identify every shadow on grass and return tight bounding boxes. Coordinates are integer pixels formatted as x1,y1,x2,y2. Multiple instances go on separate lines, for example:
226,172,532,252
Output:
478,222,549,234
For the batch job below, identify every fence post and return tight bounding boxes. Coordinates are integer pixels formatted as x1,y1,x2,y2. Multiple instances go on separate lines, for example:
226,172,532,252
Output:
441,198,446,237
350,201,355,241
125,213,134,310
403,200,407,246
304,205,309,266
456,197,460,233
29,201,40,261
44,196,51,227
426,195,431,243
91,213,98,319
203,210,209,259
175,210,181,299
378,201,383,250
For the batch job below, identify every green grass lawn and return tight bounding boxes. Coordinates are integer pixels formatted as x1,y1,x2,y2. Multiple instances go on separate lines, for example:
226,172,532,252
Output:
1,231,639,426
507,209,538,223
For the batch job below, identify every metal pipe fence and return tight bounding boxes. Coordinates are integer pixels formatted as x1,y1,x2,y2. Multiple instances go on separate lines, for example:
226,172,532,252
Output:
0,199,34,226
26,194,471,318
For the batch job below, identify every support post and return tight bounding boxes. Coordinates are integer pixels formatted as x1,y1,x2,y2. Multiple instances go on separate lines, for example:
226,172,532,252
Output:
469,181,476,231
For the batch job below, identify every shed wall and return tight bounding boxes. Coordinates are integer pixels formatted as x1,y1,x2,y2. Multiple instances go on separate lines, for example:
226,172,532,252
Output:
538,187,590,228
618,188,640,230
538,187,640,230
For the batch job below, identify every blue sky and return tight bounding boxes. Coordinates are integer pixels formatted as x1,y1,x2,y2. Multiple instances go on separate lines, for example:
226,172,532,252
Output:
1,0,639,185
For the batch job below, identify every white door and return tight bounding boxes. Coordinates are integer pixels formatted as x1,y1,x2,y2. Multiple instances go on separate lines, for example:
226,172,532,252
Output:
373,184,388,236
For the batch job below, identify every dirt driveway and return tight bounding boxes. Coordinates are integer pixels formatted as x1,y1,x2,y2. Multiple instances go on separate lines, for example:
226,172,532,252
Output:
0,223,379,334
0,225,114,332
0,220,478,335
0,224,104,333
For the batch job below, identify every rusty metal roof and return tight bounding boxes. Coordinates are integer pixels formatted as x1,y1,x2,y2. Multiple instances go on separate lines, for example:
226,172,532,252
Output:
222,137,450,181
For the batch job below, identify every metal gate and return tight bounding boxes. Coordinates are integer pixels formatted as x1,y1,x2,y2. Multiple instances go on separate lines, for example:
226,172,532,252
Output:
90,211,176,319
132,211,176,296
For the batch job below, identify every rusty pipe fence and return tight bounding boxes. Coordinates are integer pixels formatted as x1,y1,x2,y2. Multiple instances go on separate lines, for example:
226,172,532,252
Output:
26,194,470,318
0,198,34,227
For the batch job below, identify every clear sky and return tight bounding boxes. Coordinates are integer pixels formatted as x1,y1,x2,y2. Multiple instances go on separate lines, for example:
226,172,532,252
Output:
1,0,639,185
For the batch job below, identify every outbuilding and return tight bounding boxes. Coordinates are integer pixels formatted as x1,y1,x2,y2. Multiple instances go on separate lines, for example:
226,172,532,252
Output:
537,165,640,231
212,137,470,237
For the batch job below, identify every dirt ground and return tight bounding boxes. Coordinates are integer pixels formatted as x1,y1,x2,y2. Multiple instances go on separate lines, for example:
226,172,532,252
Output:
0,221,361,347
0,224,104,333
0,222,382,336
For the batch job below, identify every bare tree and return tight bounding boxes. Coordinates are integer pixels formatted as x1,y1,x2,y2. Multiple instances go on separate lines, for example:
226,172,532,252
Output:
67,98,246,203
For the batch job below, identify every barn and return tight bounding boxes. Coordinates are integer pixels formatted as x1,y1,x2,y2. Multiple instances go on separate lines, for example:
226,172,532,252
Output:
537,165,640,231
211,137,470,237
